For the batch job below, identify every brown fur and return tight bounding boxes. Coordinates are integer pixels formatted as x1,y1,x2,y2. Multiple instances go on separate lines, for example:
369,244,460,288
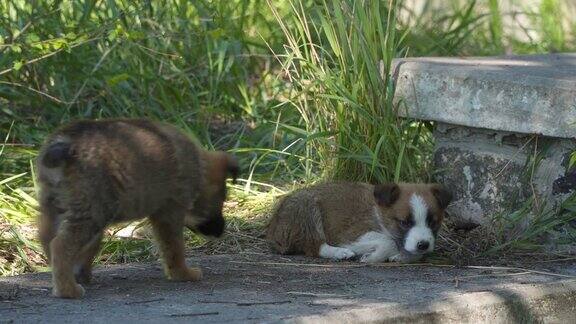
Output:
265,181,451,259
37,118,238,298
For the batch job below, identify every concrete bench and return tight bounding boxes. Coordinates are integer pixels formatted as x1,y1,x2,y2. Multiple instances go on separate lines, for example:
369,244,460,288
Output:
392,53,576,225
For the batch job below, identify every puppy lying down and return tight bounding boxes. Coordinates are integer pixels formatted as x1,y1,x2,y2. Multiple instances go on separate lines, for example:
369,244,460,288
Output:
266,182,452,263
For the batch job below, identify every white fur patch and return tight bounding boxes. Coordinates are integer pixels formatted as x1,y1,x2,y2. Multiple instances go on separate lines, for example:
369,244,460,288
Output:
343,231,398,263
409,194,428,226
405,194,434,253
326,208,401,263
318,244,355,260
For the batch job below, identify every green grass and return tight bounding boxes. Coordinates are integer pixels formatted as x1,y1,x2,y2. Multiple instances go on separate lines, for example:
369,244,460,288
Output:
268,0,431,183
486,148,576,255
434,143,576,264
489,197,576,253
2,0,576,276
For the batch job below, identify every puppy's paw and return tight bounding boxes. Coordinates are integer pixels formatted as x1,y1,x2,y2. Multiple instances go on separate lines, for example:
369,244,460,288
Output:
333,248,355,260
53,283,85,299
388,254,402,262
389,253,422,263
359,253,372,263
169,267,203,282
319,244,355,260
360,252,386,263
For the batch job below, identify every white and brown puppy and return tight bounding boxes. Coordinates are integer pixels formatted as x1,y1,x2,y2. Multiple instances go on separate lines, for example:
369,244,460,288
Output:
266,182,452,263
37,118,238,298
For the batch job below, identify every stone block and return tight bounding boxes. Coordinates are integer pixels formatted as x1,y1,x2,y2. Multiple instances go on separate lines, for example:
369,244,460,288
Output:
392,53,576,224
433,123,574,225
393,54,576,139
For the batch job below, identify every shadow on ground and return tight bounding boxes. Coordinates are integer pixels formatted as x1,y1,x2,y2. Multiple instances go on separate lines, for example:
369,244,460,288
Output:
1,253,575,323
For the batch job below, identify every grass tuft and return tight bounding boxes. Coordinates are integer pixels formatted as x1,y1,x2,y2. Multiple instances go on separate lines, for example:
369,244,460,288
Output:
268,0,431,183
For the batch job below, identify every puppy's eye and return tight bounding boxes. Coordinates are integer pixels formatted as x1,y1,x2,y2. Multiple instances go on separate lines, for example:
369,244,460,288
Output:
399,219,413,228
427,212,442,231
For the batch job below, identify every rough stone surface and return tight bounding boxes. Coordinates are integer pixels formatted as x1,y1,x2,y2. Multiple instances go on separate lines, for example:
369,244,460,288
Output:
1,253,576,323
392,53,576,139
433,123,575,225
392,53,576,226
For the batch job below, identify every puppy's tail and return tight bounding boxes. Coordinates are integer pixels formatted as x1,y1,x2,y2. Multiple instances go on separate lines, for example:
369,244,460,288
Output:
41,139,73,168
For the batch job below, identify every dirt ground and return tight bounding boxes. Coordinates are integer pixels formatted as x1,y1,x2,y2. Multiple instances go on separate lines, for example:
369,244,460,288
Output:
1,252,576,323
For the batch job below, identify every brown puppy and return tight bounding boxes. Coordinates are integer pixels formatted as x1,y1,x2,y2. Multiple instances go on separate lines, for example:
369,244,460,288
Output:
266,182,451,263
37,119,238,298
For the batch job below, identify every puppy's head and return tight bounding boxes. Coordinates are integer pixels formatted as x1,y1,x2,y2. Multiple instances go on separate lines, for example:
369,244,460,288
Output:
374,183,452,258
185,151,239,238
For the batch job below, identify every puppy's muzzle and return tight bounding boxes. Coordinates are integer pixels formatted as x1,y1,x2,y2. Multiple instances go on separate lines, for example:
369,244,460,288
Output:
192,215,225,237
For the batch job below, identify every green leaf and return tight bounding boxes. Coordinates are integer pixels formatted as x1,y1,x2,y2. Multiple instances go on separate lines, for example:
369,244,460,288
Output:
1,108,15,116
25,33,40,43
106,73,131,87
128,31,145,41
13,60,24,71
208,28,225,39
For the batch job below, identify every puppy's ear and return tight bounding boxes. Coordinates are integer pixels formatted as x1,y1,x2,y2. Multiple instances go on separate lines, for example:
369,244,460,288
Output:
431,184,452,209
225,154,239,184
374,183,400,207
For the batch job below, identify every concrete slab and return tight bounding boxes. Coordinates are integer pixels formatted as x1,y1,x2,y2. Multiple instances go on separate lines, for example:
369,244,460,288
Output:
392,53,576,139
1,253,576,323
432,124,575,225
